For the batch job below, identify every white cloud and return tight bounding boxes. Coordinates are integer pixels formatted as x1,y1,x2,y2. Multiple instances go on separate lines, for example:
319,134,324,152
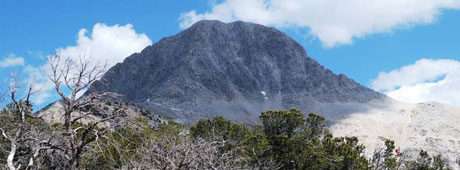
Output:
56,23,152,68
371,59,460,106
23,65,54,105
25,23,152,105
0,55,25,68
180,0,460,47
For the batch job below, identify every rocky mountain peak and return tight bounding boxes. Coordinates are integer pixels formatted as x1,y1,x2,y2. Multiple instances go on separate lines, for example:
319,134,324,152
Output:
87,20,385,122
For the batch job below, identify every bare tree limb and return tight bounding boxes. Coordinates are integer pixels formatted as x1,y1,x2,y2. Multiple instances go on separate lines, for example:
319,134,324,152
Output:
44,54,112,169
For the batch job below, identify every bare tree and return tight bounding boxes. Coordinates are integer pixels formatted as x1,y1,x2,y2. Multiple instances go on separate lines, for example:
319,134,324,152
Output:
0,54,124,170
0,79,32,170
128,135,246,170
45,54,116,169
0,79,53,170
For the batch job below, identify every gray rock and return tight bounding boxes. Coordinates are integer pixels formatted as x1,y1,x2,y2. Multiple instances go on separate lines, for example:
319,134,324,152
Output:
87,20,386,123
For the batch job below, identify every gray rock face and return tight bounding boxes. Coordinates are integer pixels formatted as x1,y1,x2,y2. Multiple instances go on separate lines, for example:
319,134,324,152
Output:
87,20,385,123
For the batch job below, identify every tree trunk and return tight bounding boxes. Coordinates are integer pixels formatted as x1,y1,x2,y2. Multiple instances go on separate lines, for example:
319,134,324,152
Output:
7,141,17,170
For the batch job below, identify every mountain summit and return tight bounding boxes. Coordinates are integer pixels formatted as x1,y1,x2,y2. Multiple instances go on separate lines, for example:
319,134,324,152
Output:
87,20,385,122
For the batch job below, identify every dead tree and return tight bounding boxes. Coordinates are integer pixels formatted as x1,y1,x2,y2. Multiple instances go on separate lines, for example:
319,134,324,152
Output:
46,55,115,169
0,79,31,170
0,80,53,170
128,136,246,170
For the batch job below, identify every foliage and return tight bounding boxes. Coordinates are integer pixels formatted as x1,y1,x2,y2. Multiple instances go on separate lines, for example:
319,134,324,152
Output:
189,109,372,170
190,116,249,143
80,118,181,169
258,109,370,170
186,109,455,170
1,104,455,170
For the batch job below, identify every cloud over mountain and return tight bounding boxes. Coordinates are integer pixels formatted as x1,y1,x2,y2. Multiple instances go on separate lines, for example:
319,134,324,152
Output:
180,0,460,47
27,23,151,105
372,58,460,106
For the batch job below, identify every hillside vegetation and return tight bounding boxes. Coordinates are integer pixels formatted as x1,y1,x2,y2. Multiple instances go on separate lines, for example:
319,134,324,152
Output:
0,102,454,169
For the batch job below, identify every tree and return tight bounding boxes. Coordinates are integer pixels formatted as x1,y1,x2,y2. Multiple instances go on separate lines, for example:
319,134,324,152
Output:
79,117,159,169
128,129,245,170
242,126,279,169
260,109,304,169
403,150,451,170
259,109,372,170
190,116,249,147
0,82,54,170
371,139,398,170
44,54,120,169
383,140,398,169
0,86,32,170
304,113,326,139
432,154,450,170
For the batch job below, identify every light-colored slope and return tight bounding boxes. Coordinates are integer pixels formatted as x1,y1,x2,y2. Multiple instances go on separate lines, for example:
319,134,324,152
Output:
331,100,460,169
36,92,164,129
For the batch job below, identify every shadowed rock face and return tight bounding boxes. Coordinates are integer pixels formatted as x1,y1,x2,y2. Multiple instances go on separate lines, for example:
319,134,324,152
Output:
87,20,385,123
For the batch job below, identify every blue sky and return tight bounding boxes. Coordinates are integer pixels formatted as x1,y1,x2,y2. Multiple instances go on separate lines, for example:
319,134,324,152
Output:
1,0,460,107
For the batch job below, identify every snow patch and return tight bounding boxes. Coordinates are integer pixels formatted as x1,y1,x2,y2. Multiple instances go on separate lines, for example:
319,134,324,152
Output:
260,91,268,100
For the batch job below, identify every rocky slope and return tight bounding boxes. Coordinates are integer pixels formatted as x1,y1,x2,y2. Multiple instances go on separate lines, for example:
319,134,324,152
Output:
37,92,163,129
332,101,460,169
86,20,385,123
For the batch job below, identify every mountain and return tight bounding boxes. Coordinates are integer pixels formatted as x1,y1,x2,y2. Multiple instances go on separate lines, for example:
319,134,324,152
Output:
39,20,460,168
86,20,385,123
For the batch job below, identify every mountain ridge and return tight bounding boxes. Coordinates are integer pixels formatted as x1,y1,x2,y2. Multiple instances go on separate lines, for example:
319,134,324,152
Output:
86,20,385,122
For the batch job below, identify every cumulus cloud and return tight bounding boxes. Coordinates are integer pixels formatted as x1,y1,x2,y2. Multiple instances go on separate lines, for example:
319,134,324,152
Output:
180,0,460,47
56,23,152,68
371,59,460,106
0,55,25,67
26,23,152,105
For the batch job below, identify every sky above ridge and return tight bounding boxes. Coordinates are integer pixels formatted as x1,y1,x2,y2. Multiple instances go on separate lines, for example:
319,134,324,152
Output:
1,0,460,107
